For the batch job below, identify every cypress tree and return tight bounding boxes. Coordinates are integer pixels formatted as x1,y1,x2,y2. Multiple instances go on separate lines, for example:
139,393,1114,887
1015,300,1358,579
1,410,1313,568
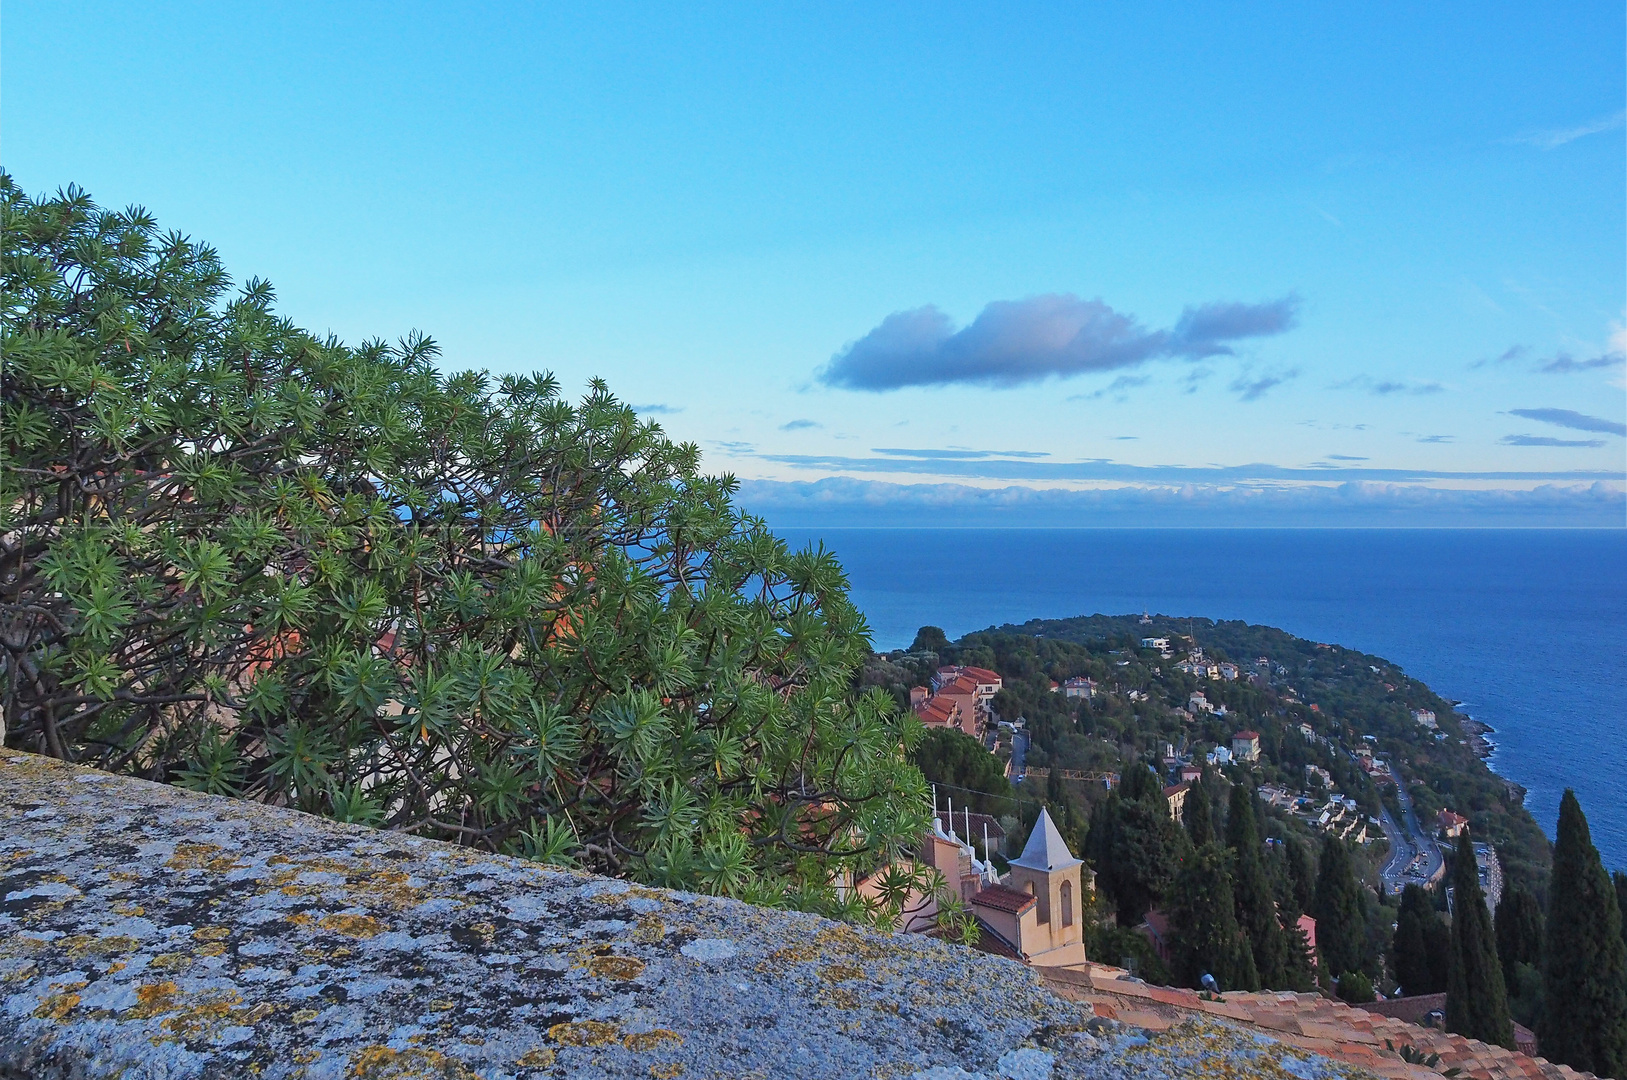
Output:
1227,783,1291,988
1184,775,1214,848
1393,885,1449,995
1283,835,1317,917
1314,835,1366,981
1169,843,1259,992
1493,886,1543,989
1539,791,1627,1076
1615,871,1627,953
1445,831,1514,1049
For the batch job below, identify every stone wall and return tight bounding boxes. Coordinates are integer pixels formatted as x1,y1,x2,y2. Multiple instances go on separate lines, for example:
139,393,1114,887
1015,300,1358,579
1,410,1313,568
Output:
1,752,1369,1079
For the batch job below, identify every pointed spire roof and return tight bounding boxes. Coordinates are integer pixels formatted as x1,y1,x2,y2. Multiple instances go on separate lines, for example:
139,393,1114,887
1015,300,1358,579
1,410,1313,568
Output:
1010,807,1081,873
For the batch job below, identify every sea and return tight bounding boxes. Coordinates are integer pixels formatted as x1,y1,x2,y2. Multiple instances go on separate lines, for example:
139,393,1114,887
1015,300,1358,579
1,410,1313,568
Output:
776,528,1627,871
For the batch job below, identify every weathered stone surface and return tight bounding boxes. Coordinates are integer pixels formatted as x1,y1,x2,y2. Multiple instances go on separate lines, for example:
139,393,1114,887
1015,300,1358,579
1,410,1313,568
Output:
0,753,1371,1078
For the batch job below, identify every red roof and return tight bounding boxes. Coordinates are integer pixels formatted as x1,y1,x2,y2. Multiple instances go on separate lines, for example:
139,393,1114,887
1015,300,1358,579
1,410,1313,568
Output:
970,883,1036,915
1234,730,1260,741
1163,783,1190,798
961,667,1002,684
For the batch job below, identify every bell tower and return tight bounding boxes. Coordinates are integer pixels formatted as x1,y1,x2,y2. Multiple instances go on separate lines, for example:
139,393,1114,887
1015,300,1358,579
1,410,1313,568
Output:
1003,807,1087,967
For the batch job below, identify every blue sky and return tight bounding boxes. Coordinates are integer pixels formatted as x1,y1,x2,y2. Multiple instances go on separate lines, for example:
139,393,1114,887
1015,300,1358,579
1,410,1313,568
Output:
7,3,1624,524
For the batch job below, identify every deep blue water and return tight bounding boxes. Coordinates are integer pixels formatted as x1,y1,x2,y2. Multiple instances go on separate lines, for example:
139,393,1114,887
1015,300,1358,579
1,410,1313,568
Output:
777,528,1627,871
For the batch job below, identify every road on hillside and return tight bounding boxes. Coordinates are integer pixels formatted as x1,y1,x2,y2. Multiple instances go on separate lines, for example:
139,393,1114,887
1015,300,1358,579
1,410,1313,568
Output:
1378,760,1443,894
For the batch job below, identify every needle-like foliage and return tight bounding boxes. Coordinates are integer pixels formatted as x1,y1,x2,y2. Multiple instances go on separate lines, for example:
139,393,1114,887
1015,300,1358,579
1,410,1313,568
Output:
0,175,932,918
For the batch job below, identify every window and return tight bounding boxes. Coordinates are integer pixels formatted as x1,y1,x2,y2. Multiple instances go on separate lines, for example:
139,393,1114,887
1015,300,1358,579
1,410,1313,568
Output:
1060,881,1074,928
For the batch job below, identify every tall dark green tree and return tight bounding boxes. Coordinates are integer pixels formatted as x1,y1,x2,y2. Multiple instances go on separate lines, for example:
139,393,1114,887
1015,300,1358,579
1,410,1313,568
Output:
1091,766,1185,926
1184,774,1214,848
1539,791,1627,1076
1393,885,1450,996
1615,871,1627,953
1282,835,1317,918
1493,886,1543,990
1169,843,1259,992
1227,782,1292,988
1445,831,1514,1049
1313,835,1366,981
0,176,931,920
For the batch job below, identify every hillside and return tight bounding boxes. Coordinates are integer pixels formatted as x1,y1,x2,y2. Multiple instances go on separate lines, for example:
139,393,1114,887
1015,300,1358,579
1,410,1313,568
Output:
869,613,1551,901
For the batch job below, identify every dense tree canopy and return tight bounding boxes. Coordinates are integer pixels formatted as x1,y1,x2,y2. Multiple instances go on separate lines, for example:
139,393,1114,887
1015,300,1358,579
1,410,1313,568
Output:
1445,832,1513,1049
0,176,931,920
1540,791,1627,1076
1394,884,1450,996
1313,835,1367,982
1169,843,1258,992
1227,782,1296,989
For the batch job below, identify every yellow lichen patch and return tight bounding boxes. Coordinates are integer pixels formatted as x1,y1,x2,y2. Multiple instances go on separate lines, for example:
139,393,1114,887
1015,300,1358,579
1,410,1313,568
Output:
320,913,384,938
622,1029,683,1052
650,1064,685,1079
166,841,242,873
111,901,145,917
347,1045,478,1079
287,912,315,926
62,933,140,959
428,999,457,1012
764,941,820,965
548,1020,622,1047
4,963,39,984
588,954,646,981
819,963,864,982
126,981,181,1018
192,926,232,942
292,1008,321,1023
820,986,861,1010
106,870,141,883
33,982,86,1021
351,868,427,911
515,1049,556,1067
158,989,244,1039
196,942,228,957
632,915,666,943
293,1049,322,1065
149,952,193,972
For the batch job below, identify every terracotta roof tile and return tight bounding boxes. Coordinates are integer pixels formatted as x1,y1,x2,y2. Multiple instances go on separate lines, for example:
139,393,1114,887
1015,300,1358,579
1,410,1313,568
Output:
969,882,1036,915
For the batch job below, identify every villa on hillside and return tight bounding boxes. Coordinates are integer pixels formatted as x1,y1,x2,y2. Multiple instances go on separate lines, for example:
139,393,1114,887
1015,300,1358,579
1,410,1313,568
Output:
1437,809,1469,838
1232,730,1262,762
912,665,1004,740
1162,782,1189,824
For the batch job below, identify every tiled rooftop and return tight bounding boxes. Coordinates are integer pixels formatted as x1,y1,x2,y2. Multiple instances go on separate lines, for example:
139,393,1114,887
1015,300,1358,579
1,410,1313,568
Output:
1042,963,1594,1080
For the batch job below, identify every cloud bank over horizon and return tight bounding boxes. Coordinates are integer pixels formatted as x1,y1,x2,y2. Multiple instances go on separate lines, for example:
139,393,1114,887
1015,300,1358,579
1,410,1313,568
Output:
818,293,1299,391
736,476,1626,529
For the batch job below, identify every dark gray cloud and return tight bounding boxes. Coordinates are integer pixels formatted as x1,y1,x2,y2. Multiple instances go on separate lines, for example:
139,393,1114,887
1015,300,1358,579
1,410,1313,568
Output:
1501,434,1607,448
712,440,755,453
1074,374,1152,401
749,450,1620,484
633,403,683,415
1541,352,1622,374
1416,435,1454,444
779,419,822,431
1469,345,1527,370
871,447,1050,460
1230,369,1298,401
739,477,1627,530
1326,454,1368,461
1335,376,1444,396
1507,408,1627,437
819,293,1299,391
